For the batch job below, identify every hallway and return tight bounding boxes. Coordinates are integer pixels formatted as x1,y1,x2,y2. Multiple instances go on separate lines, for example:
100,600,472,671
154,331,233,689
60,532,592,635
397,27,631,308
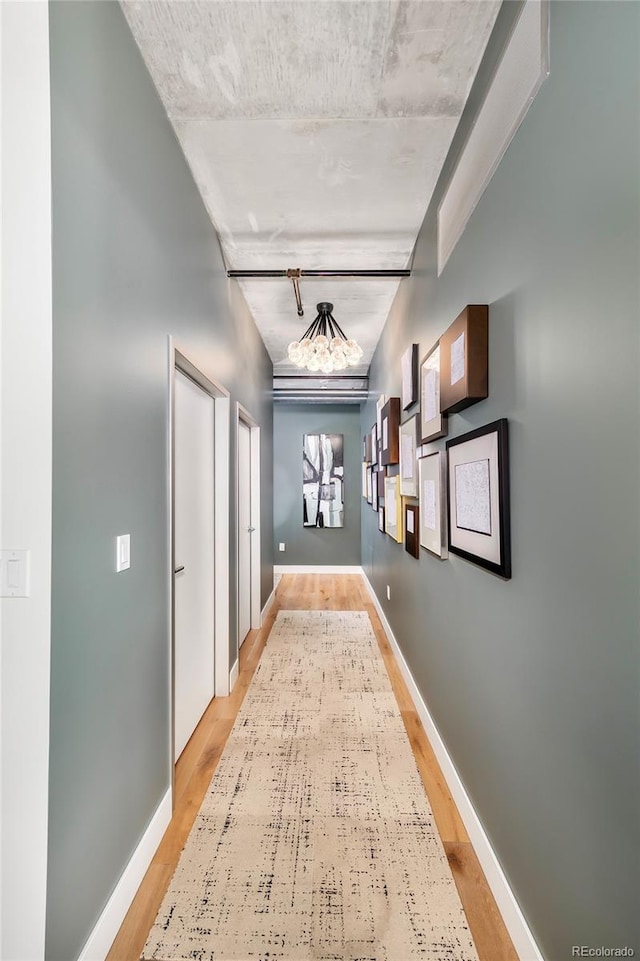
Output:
107,575,516,961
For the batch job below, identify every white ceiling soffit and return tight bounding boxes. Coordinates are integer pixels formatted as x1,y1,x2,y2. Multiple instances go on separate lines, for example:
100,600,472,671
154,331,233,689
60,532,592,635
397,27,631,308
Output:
122,0,502,375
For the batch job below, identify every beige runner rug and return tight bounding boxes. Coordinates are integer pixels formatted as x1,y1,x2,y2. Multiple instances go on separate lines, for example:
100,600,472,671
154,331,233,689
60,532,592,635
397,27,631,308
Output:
143,610,479,961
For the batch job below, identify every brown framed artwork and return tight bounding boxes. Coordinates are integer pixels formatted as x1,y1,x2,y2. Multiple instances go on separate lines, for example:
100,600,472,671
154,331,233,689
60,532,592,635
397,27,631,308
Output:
380,397,401,466
401,344,419,410
377,465,386,498
404,503,419,558
440,305,488,414
363,431,373,464
446,418,511,579
420,342,448,443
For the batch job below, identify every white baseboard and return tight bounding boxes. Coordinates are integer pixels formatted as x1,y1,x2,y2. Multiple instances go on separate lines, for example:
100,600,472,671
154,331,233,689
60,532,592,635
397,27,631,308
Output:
274,565,364,574
361,573,543,961
78,788,172,961
229,658,239,691
261,586,276,623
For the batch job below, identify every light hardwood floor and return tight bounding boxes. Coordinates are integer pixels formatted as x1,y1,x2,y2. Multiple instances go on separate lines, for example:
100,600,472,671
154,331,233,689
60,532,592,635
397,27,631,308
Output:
107,573,517,961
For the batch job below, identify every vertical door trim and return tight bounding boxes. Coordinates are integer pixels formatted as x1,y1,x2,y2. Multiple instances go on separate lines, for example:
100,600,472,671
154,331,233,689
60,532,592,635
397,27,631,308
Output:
235,404,261,665
168,338,230,805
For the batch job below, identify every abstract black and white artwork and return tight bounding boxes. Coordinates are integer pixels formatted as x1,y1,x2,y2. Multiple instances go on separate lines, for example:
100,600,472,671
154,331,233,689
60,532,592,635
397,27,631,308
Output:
303,433,344,528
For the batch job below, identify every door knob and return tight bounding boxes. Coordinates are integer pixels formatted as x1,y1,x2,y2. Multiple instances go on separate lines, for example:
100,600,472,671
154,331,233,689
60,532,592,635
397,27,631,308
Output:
248,527,256,533
174,565,185,574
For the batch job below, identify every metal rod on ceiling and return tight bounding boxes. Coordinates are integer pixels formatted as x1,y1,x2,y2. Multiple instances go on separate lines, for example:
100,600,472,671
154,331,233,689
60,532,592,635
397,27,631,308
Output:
227,268,411,279
291,276,304,317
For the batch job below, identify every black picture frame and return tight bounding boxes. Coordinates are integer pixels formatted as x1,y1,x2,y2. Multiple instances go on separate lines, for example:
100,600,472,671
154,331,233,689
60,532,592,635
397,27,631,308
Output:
401,343,419,410
446,419,511,579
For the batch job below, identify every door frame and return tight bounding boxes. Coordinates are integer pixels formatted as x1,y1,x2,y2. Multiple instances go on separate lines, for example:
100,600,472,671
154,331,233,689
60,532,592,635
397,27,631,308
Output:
234,403,261,666
168,338,230,795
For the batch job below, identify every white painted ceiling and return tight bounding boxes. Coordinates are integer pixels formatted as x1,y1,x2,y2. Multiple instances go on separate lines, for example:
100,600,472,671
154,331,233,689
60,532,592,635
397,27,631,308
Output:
122,0,501,377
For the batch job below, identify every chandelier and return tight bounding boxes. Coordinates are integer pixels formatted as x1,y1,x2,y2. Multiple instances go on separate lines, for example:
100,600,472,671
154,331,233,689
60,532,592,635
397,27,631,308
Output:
287,302,364,374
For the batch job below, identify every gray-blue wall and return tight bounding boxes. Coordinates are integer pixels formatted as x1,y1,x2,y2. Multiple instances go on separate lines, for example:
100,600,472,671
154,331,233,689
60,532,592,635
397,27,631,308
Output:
362,3,640,959
47,4,273,959
274,404,361,566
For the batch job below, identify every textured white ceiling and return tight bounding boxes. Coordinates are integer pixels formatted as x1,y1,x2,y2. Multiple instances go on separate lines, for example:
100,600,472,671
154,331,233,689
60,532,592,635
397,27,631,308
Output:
122,0,501,375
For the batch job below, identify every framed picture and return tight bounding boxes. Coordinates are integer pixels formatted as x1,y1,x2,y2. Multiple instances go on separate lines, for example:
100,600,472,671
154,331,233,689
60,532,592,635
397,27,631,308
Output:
366,465,373,505
380,397,400,466
372,475,379,512
377,465,386,498
384,475,403,544
399,415,418,497
440,305,488,414
303,433,344,528
361,462,368,498
405,503,419,558
378,506,385,533
401,344,419,410
370,423,378,467
420,342,448,443
376,393,386,437
363,431,373,464
446,419,511,578
418,451,448,559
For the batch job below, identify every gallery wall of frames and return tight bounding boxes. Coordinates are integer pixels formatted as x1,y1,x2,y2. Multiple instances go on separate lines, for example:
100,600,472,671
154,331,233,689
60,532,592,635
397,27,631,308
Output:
362,304,511,579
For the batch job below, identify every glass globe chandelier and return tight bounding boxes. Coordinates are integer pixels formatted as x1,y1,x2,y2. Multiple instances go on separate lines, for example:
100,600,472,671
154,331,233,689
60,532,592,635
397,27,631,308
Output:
287,302,364,374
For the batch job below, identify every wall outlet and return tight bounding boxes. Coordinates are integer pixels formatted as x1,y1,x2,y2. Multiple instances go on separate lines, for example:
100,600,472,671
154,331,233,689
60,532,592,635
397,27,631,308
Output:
279,542,286,552
386,584,391,600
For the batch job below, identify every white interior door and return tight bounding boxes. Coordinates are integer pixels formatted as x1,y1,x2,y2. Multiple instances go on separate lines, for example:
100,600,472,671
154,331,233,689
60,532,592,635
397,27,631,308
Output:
238,420,252,646
174,369,215,759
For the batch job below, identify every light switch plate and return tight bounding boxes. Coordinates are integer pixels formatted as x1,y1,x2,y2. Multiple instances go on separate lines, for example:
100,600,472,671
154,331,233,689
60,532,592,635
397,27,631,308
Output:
279,543,286,552
116,534,131,572
0,550,30,597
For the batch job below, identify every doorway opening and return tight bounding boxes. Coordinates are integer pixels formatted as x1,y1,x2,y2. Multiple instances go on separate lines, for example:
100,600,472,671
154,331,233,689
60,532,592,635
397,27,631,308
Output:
169,340,230,792
235,404,261,668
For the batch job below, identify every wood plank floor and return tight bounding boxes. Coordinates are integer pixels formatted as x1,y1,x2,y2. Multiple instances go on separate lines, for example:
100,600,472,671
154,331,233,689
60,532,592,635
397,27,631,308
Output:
107,573,518,961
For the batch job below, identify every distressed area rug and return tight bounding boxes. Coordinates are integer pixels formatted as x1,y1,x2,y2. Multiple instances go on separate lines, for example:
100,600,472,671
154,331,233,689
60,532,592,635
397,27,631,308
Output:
143,610,478,961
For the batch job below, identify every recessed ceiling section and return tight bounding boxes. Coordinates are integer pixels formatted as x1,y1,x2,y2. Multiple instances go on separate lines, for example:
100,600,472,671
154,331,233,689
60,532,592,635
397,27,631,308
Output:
241,277,400,376
173,117,459,266
122,0,501,380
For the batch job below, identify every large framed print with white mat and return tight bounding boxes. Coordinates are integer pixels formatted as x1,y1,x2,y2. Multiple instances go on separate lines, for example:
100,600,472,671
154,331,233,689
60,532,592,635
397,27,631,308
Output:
399,415,418,497
446,419,511,578
384,475,403,544
420,342,448,443
418,451,448,559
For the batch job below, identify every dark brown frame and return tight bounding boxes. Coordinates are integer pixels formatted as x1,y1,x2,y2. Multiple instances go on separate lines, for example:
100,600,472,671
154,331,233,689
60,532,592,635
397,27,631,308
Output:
404,503,420,558
380,397,401,466
440,305,488,414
